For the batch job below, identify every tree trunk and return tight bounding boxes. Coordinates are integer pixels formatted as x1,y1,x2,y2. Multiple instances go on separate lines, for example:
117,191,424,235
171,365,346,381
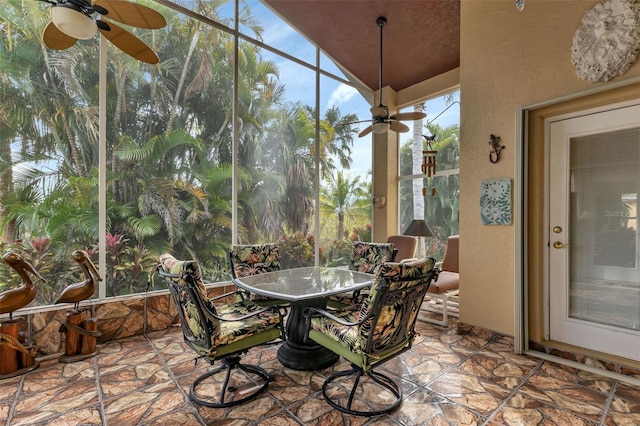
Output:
111,70,129,203
167,23,201,134
0,133,14,243
54,107,86,177
411,103,425,220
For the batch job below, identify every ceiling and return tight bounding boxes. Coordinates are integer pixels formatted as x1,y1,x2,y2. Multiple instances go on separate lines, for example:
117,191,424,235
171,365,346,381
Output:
263,0,460,94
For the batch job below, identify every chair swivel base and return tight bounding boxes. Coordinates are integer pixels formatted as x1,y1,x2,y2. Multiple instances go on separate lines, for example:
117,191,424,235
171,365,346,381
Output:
190,355,269,408
322,366,402,417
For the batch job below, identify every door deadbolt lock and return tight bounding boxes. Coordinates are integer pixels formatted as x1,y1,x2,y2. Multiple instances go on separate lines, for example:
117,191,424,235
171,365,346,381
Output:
552,241,570,249
553,226,562,234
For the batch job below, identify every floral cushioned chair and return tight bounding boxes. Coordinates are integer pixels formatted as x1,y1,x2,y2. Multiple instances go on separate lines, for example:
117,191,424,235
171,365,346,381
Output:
304,257,439,416
330,241,397,307
156,253,284,408
227,243,288,307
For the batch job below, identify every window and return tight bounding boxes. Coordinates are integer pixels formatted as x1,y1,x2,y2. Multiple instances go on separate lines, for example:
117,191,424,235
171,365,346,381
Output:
398,90,460,259
0,0,371,307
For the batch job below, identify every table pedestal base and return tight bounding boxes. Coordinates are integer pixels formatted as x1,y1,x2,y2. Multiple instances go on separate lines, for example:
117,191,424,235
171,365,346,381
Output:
278,297,339,370
277,340,338,370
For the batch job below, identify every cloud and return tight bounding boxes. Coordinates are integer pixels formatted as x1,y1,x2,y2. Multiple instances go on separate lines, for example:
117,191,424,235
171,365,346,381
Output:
327,84,358,109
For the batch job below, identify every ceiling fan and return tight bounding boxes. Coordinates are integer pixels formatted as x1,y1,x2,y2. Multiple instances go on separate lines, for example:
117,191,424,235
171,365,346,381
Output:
39,0,166,64
353,17,426,138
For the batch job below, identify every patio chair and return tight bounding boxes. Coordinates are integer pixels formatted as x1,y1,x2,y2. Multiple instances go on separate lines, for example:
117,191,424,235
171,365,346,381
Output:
419,235,459,326
227,243,288,307
156,253,285,408
303,257,439,416
386,235,417,261
348,241,397,274
330,241,397,307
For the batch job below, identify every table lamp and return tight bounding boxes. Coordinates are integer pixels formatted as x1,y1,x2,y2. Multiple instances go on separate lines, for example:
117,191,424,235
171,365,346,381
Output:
403,219,434,258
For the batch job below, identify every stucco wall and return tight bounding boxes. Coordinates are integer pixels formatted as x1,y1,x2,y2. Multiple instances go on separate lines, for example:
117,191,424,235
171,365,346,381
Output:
459,0,640,335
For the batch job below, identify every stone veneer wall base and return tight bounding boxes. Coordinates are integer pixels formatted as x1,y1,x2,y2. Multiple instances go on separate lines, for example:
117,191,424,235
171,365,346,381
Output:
2,284,236,359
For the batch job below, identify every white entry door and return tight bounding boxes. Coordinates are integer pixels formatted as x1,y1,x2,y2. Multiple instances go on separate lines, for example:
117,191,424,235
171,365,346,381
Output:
548,102,640,361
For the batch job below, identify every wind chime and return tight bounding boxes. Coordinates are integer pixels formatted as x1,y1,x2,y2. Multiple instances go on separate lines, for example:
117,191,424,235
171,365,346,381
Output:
422,134,437,197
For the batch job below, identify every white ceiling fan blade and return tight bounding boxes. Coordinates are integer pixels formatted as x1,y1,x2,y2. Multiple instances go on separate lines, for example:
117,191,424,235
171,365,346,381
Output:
358,125,373,138
389,121,409,133
392,112,426,121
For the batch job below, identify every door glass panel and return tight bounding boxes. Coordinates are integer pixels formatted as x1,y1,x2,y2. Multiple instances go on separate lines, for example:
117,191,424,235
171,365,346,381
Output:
569,127,640,330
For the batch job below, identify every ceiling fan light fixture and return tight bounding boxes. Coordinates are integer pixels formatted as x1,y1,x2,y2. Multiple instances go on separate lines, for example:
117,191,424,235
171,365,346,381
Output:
51,6,97,40
372,121,390,134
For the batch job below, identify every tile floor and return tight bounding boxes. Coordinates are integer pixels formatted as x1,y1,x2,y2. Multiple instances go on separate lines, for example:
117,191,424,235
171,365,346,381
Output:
2,317,640,426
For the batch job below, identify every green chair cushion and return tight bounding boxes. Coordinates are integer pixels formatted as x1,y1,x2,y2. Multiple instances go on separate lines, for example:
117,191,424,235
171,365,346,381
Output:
216,301,281,346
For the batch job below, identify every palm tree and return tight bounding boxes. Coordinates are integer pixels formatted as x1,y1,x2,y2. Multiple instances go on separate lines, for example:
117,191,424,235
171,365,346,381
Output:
320,170,368,241
319,106,358,176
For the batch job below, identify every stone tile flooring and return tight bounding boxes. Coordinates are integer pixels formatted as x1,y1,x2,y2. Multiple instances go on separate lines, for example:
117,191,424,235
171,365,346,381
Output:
2,318,640,425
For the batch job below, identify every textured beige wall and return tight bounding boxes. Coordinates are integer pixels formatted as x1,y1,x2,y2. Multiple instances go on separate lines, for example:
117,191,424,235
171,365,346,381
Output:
459,0,640,335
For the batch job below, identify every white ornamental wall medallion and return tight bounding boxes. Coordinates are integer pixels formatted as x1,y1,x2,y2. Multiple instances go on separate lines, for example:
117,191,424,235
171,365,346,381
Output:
571,0,640,83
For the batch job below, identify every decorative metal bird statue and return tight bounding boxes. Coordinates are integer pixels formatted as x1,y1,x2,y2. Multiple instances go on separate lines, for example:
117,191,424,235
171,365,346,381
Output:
55,250,102,310
0,253,46,319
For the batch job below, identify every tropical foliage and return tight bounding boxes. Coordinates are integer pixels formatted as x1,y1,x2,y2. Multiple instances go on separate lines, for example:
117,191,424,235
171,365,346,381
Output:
0,0,373,306
1,1,460,307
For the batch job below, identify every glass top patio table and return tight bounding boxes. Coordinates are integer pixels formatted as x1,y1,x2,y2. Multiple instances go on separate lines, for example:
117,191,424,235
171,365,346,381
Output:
233,266,375,370
232,266,374,302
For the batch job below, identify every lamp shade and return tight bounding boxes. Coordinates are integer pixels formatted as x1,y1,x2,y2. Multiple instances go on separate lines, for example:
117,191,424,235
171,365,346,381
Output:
51,6,97,40
403,219,434,237
372,121,390,134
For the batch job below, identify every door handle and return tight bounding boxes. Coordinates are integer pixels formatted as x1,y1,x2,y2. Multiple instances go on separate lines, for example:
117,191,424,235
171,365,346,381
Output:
552,241,571,249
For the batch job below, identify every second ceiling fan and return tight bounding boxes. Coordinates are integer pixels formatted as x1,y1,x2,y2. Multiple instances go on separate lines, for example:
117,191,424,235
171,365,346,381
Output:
356,17,426,138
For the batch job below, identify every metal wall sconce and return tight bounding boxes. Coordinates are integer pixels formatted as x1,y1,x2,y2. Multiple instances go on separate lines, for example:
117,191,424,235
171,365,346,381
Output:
489,134,505,164
373,196,386,208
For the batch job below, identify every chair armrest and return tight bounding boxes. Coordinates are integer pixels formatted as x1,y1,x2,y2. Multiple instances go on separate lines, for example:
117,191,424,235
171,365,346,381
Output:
203,301,282,323
304,306,368,326
209,289,247,302
302,305,373,343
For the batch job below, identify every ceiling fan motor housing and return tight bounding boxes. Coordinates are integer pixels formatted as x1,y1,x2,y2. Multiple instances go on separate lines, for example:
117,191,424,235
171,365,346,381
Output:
51,2,97,40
